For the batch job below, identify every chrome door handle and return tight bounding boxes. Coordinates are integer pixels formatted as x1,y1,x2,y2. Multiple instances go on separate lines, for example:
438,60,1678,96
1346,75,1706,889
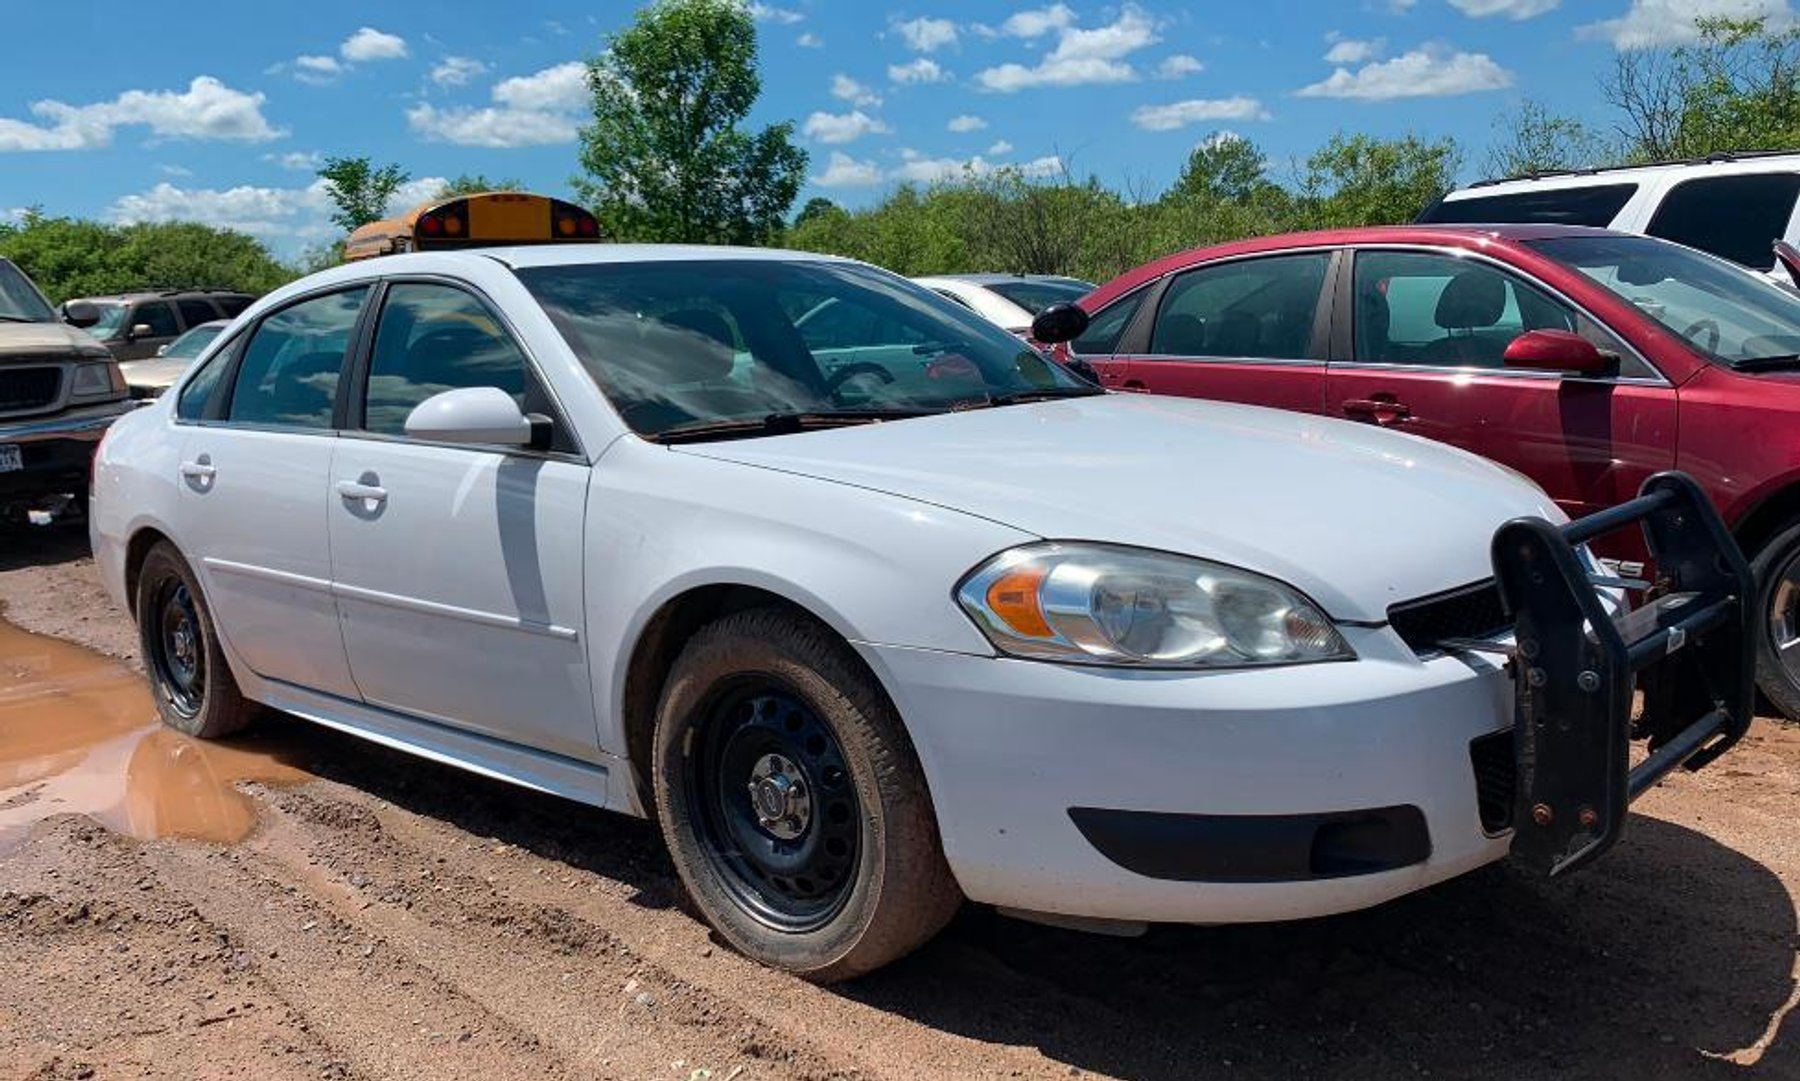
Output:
336,480,388,503
178,460,215,480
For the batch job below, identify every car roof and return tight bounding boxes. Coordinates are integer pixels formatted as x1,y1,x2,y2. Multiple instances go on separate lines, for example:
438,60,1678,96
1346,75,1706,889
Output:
1083,224,1624,308
72,289,252,302
483,243,857,269
1446,150,1800,198
924,273,1090,286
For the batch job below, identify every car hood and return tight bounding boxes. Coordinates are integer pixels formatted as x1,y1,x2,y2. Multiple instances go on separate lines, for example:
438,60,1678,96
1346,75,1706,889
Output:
0,320,109,361
119,357,188,390
677,394,1564,622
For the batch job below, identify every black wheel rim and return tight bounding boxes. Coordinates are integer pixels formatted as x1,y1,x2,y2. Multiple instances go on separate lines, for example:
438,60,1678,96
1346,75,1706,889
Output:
1770,548,1800,688
684,678,861,933
149,578,204,719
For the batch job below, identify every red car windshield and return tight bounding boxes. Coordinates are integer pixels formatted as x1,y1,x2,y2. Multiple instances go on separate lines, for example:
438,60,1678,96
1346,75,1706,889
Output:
1530,234,1800,367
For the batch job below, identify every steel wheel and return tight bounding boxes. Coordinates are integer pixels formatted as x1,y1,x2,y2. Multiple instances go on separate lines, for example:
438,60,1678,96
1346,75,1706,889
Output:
149,578,205,719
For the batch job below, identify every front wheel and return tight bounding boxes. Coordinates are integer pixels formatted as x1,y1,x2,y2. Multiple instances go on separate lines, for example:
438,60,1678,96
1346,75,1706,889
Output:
1753,521,1800,721
135,541,260,738
651,607,961,981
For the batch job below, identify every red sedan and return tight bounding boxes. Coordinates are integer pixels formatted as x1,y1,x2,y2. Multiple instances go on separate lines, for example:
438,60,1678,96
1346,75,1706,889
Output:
1064,224,1800,717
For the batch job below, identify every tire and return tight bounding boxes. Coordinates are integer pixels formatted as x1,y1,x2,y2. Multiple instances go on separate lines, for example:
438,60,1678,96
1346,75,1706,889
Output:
1753,520,1800,722
651,606,962,981
134,541,260,739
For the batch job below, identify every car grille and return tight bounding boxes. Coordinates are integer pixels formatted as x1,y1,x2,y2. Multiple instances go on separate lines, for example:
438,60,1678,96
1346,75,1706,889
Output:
1469,730,1515,834
1387,579,1511,655
0,365,62,415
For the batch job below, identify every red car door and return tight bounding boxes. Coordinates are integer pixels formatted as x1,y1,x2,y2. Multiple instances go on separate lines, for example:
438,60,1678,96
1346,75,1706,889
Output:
1107,251,1336,412
1328,247,1677,526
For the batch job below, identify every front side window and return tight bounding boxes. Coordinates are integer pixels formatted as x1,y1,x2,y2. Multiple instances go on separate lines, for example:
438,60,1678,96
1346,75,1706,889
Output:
517,259,1091,439
1646,173,1800,271
1353,251,1576,368
362,283,533,437
132,301,179,338
226,287,369,429
1531,234,1800,367
1148,253,1330,359
0,261,55,322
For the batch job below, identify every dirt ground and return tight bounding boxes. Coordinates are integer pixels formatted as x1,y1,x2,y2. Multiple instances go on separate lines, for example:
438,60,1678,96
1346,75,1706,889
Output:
2,520,1798,1081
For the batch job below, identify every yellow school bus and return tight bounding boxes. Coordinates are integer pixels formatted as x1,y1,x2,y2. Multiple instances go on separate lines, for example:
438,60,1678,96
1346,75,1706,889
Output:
343,191,603,262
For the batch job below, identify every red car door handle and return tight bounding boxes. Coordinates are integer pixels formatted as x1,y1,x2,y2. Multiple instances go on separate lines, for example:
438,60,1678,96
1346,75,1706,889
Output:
1342,397,1411,425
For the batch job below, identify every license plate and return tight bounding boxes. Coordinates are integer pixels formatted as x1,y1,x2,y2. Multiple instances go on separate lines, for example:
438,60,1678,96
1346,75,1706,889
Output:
0,445,20,473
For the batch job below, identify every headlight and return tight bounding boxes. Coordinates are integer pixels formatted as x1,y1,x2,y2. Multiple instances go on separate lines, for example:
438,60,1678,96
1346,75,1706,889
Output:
956,543,1354,668
69,361,123,400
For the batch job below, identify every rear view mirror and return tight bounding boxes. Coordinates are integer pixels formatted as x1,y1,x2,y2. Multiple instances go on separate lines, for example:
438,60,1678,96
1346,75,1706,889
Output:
62,301,99,328
404,386,551,449
1775,240,1800,289
1031,302,1090,345
1504,329,1615,376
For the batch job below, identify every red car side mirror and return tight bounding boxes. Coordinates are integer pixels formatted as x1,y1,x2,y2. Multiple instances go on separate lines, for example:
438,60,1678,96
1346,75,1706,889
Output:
1503,329,1614,376
1775,240,1800,289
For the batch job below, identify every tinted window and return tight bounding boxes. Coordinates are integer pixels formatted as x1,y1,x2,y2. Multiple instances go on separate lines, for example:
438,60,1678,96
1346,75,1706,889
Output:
227,287,368,428
1354,251,1575,368
1071,289,1146,356
985,278,1093,316
176,342,232,421
1148,253,1329,359
1420,184,1637,227
133,301,179,338
177,298,219,327
1646,173,1800,271
217,295,253,318
363,283,532,437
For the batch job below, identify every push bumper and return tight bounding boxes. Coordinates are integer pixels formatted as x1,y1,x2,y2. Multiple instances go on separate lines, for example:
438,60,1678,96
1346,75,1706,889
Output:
0,401,132,501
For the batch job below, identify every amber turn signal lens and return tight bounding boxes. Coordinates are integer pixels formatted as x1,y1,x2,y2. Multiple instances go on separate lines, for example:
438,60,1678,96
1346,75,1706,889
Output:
556,216,576,236
985,567,1054,638
443,216,464,236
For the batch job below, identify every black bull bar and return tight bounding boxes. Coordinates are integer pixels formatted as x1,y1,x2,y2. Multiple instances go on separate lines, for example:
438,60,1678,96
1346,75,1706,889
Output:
1476,471,1754,878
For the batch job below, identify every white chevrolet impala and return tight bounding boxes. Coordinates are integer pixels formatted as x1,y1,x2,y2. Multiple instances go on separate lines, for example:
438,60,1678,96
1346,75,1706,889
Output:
90,245,1753,980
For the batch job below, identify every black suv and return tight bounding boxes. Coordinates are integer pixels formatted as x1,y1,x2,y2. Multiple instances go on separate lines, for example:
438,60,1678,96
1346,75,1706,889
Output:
0,258,131,519
62,288,255,361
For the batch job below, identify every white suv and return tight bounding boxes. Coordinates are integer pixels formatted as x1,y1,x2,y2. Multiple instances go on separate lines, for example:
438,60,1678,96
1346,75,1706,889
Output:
1420,151,1800,283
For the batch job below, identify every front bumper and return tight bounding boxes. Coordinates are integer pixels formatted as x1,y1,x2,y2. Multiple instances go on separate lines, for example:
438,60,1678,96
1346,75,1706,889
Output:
862,628,1516,924
0,401,132,500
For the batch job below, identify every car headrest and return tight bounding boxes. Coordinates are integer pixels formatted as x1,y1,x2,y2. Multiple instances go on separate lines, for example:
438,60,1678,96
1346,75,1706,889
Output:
1359,287,1391,356
1434,271,1506,330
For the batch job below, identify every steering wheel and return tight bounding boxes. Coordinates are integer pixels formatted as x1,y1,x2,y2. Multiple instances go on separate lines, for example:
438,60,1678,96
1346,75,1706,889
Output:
825,362,895,398
1681,317,1721,353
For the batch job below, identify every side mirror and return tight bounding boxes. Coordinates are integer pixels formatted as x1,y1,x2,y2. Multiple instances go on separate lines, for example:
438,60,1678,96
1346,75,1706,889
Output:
126,322,153,341
1061,355,1101,385
155,344,169,357
62,301,99,328
1775,240,1800,289
1503,329,1615,376
404,386,551,449
1031,301,1090,345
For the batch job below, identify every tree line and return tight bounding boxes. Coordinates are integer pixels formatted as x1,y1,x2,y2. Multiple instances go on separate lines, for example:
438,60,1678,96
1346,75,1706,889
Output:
2,2,1794,303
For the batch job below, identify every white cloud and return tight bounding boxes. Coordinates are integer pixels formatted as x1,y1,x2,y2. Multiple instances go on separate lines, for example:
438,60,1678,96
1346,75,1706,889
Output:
407,60,588,147
947,114,988,132
0,76,281,152
814,151,884,186
1297,47,1513,100
292,55,344,85
340,27,409,62
1001,4,1077,38
1323,37,1383,64
1155,54,1204,78
896,16,959,51
106,175,447,239
430,56,489,88
976,5,1159,91
1450,0,1559,17
803,109,892,143
1577,0,1793,48
832,74,882,107
748,2,804,23
1131,96,1271,131
266,150,323,171
987,138,1014,154
889,57,951,84
797,32,823,47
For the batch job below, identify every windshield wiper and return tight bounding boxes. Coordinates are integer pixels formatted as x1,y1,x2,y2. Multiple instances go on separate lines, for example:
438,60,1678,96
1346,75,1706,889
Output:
1733,354,1800,372
648,408,931,445
971,386,1108,407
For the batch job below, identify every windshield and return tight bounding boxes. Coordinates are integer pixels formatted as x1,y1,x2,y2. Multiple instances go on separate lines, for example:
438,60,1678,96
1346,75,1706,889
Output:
516,258,1091,438
162,323,222,361
1529,234,1800,366
84,302,128,339
985,278,1094,316
0,260,55,322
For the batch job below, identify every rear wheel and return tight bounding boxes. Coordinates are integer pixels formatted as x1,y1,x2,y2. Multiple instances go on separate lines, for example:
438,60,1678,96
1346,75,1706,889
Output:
1753,521,1800,721
651,607,961,981
135,541,259,738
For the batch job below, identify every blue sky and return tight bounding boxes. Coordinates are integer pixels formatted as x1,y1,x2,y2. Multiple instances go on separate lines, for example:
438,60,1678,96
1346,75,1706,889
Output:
0,0,1790,255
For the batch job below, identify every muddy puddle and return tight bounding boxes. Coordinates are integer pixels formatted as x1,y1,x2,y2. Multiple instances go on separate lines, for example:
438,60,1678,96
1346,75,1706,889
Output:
0,616,307,850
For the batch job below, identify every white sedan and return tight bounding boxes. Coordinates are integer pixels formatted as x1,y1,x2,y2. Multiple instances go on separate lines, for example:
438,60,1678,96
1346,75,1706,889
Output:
911,273,1093,335
90,245,1748,980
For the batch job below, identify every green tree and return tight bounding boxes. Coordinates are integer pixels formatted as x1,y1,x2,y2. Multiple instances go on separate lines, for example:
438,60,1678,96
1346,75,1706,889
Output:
1484,100,1616,178
316,156,411,233
1168,133,1283,208
792,196,839,229
1606,17,1800,160
0,211,294,302
574,0,807,244
1297,133,1461,228
437,174,526,198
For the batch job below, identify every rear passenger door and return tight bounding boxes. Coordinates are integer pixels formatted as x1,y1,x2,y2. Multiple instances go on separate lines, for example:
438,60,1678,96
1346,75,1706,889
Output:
1108,252,1334,413
327,279,598,763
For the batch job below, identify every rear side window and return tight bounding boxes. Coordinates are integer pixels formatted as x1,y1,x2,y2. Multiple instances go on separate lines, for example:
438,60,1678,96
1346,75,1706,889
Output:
226,287,369,429
132,301,179,338
362,283,533,437
1646,173,1800,271
1070,289,1146,356
1148,253,1330,359
217,295,253,318
177,298,218,327
1420,184,1637,228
